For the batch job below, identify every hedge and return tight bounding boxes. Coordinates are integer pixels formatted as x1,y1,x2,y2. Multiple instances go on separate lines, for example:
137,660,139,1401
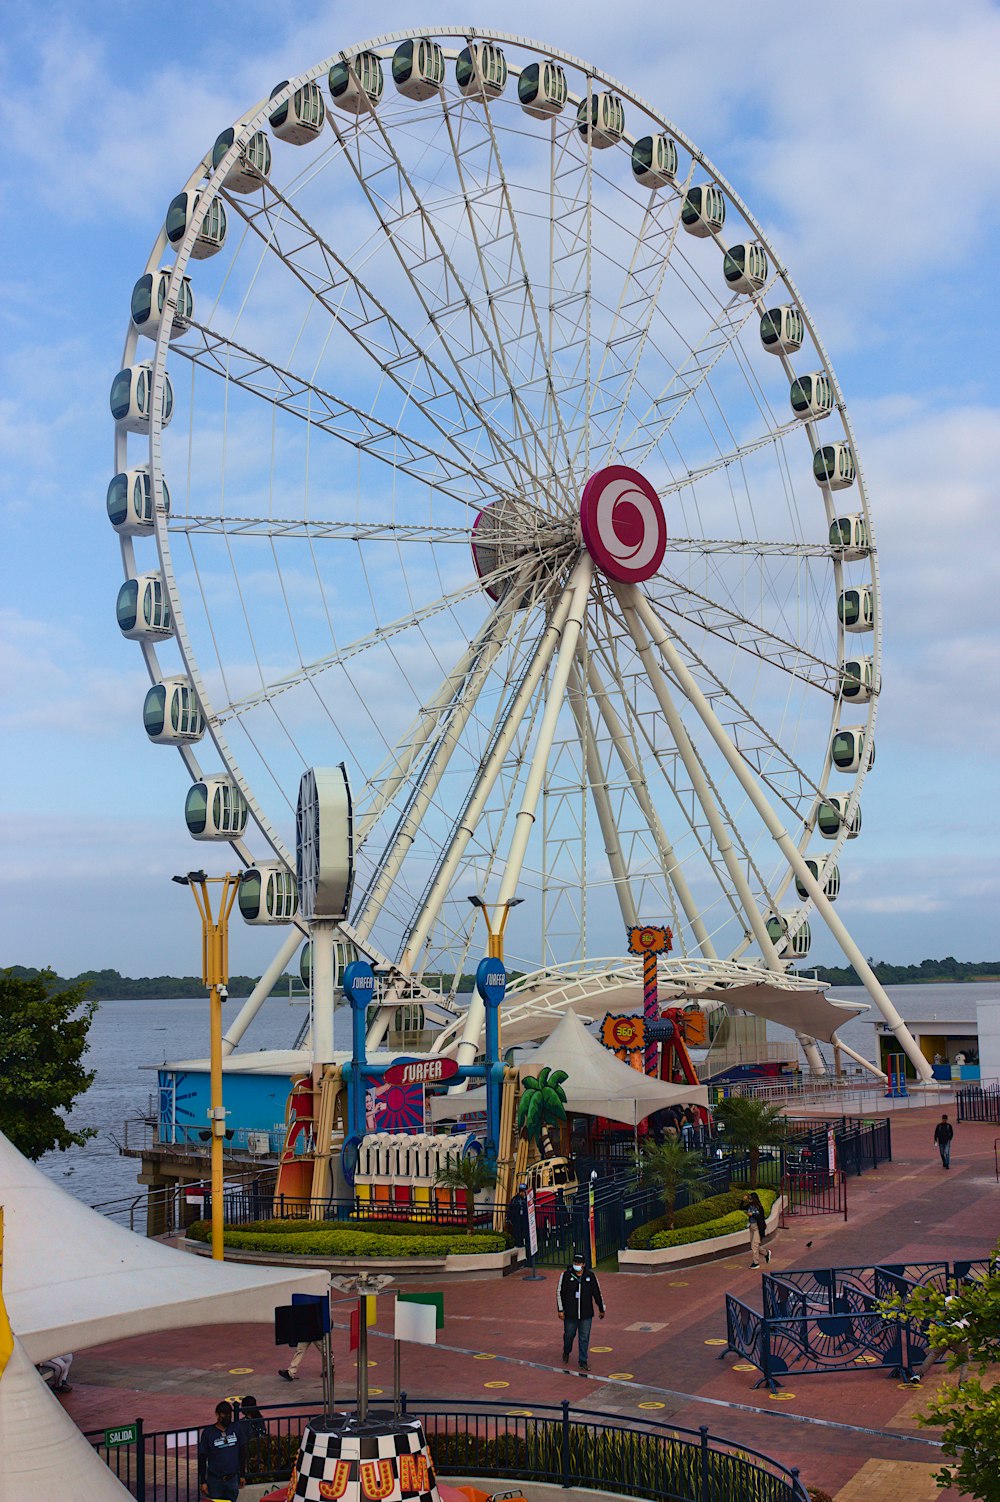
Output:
628,1189,777,1251
192,1216,510,1242
187,1222,506,1257
645,1189,777,1252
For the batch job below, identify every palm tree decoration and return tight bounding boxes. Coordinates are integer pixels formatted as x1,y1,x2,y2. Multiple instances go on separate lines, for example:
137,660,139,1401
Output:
641,1140,707,1228
516,1066,568,1156
434,1151,498,1234
711,1095,786,1188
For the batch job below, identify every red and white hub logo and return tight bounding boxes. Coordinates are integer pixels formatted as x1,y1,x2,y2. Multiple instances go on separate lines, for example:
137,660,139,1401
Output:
579,465,667,583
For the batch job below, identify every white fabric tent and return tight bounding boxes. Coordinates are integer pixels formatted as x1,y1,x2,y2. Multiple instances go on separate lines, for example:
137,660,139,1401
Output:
431,1007,708,1126
0,1132,328,1362
0,1338,133,1500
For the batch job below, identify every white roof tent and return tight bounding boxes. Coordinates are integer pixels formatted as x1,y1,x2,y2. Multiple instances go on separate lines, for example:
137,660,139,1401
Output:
431,1007,708,1127
0,1132,328,1363
0,1340,133,1500
432,957,867,1055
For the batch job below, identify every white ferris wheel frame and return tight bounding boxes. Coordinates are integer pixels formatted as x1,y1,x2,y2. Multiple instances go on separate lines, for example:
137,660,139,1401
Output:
112,27,931,1080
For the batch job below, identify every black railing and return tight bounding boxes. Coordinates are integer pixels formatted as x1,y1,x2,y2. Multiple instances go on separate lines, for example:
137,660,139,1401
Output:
956,1083,1000,1123
86,1397,810,1502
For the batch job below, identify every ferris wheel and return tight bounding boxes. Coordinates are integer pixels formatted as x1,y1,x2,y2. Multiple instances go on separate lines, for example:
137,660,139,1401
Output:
109,29,931,1080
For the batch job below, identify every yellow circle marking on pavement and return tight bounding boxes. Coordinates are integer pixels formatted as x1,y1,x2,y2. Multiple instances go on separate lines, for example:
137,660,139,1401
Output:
484,1380,510,1389
898,1382,916,1390
733,1363,757,1372
591,1346,613,1353
608,1372,634,1380
638,1401,665,1410
770,1392,796,1401
473,1352,497,1360
367,1360,378,1367
668,1281,688,1287
369,1388,384,1396
506,1410,533,1417
228,1367,254,1375
704,1338,727,1346
853,1354,877,1365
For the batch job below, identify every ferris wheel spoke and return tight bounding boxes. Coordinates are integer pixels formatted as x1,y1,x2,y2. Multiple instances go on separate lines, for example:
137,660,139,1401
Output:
611,583,785,968
323,105,555,507
209,564,524,725
168,514,472,544
223,175,550,507
643,571,840,694
663,534,844,559
566,657,636,931
171,320,505,512
397,557,587,977
615,287,773,469
442,84,577,491
579,160,693,471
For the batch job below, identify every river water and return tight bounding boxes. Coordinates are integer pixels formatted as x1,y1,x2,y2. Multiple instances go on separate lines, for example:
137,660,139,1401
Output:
36,982,1000,1212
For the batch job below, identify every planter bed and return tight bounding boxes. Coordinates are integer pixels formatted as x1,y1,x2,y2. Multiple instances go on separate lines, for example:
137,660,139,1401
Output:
619,1192,782,1273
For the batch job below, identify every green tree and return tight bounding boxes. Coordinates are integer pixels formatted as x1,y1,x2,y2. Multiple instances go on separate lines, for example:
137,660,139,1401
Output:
434,1151,498,1234
711,1095,786,1187
641,1140,707,1228
0,969,97,1160
516,1066,568,1155
880,1248,1000,1500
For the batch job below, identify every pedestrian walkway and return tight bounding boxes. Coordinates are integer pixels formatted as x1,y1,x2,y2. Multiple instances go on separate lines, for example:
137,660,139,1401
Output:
64,1107,995,1499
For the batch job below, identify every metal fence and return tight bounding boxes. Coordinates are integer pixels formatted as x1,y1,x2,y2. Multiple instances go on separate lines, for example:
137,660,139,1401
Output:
779,1170,848,1224
724,1257,992,1390
87,1397,810,1502
956,1083,1000,1123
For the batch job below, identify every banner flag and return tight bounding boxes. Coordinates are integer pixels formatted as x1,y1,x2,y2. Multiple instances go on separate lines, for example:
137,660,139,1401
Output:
394,1299,437,1346
398,1291,444,1328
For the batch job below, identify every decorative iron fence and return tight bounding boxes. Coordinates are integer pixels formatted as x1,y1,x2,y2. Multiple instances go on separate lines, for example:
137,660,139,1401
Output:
956,1083,1000,1123
779,1170,848,1224
725,1257,993,1390
87,1397,810,1502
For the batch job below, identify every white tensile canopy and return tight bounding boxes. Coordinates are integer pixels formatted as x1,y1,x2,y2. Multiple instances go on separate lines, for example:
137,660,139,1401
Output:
0,1131,328,1362
0,1338,133,1500
431,1007,708,1127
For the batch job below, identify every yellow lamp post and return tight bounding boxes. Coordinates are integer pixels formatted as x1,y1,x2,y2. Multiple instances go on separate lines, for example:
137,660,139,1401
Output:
172,869,242,1260
467,894,522,961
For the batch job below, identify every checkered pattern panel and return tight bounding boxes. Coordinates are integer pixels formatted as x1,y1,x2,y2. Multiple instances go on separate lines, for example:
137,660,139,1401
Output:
290,1418,440,1502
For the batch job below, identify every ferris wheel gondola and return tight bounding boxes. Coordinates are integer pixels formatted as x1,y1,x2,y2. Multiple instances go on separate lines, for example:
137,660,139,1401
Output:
109,29,933,1081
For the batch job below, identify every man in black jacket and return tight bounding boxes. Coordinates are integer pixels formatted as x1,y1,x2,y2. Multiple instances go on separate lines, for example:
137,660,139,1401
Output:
933,1113,954,1169
197,1400,247,1500
557,1252,605,1372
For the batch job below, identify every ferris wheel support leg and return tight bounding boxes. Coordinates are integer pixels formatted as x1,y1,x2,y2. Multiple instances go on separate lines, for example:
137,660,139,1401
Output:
615,587,787,975
352,597,518,944
221,925,304,1056
355,604,510,850
626,587,935,1086
455,553,594,1068
832,1033,887,1082
583,651,717,961
796,1033,827,1076
397,565,583,989
567,659,638,930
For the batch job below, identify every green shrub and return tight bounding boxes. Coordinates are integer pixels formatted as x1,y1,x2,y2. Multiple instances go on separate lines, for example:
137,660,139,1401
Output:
191,1216,509,1242
187,1222,506,1257
629,1188,777,1252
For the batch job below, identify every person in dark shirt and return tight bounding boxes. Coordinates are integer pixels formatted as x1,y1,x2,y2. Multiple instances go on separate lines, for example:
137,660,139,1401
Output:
556,1252,606,1372
197,1400,247,1501
746,1193,770,1268
933,1114,954,1169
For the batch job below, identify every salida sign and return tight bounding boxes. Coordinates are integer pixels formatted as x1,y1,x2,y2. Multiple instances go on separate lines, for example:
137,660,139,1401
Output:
384,1056,459,1088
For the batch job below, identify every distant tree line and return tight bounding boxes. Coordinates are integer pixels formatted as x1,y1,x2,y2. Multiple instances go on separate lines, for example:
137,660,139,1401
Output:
3,965,523,1001
792,956,1000,987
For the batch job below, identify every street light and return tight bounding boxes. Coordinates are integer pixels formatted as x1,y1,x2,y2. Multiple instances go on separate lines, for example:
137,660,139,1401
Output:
172,869,243,1261
467,895,523,961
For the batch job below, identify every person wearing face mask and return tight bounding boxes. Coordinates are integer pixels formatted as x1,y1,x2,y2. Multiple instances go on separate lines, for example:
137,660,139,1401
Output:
557,1252,606,1372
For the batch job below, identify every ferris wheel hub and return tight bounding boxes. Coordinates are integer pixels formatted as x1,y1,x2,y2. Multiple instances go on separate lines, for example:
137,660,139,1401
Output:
471,495,568,607
579,465,667,583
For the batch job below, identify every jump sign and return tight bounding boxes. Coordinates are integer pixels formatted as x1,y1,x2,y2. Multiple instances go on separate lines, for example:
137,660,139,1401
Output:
579,465,667,584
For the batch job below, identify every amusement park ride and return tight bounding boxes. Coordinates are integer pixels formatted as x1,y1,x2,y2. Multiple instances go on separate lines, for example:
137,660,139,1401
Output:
112,28,938,1226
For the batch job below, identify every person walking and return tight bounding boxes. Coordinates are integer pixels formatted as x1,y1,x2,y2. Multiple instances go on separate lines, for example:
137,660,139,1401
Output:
277,1337,324,1382
907,1295,970,1384
197,1400,247,1501
933,1114,954,1169
557,1252,606,1372
746,1193,771,1269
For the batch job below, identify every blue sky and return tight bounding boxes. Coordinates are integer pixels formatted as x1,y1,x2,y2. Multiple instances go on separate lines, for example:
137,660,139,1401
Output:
1,0,999,979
